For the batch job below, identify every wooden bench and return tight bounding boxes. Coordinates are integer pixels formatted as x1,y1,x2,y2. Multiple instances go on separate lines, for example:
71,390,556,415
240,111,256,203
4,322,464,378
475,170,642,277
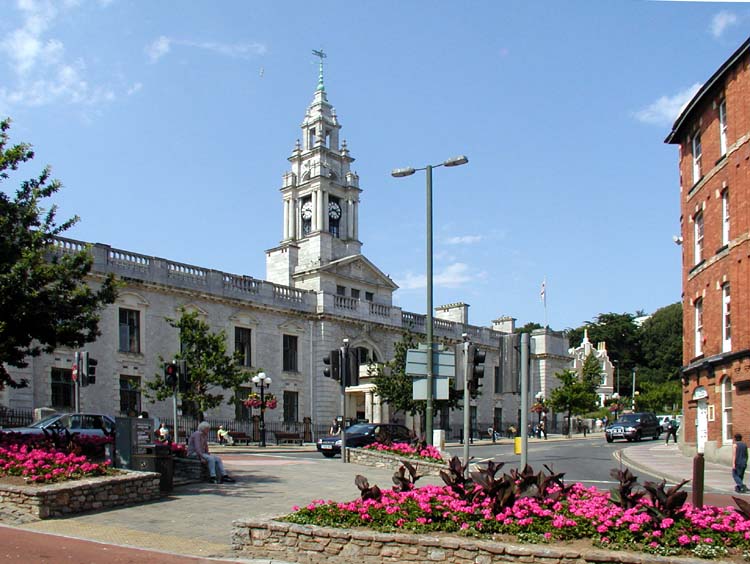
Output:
273,431,303,446
228,431,252,445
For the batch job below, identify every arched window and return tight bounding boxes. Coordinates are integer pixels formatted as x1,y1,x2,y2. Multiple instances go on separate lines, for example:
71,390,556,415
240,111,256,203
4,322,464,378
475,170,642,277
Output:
722,376,733,445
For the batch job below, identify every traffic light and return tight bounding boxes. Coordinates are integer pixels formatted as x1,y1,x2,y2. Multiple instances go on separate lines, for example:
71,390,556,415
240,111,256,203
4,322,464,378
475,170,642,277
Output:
345,348,360,387
323,350,341,382
164,362,178,389
79,351,98,386
176,360,189,394
467,344,486,398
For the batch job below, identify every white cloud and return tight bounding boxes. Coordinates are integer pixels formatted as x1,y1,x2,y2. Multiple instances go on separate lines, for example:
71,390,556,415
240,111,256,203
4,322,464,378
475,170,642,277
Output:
711,11,738,38
146,36,171,63
146,36,267,63
395,262,484,290
633,83,702,126
446,235,483,245
0,0,118,110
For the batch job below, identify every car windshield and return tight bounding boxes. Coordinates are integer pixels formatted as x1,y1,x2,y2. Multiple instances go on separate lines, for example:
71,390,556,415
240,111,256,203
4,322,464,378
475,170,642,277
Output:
345,424,373,434
615,415,639,425
29,414,64,428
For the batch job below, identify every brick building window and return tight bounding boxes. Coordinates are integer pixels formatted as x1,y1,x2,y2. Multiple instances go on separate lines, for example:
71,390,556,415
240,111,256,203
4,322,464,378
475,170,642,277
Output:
719,99,727,156
119,376,141,416
694,211,704,265
722,189,730,246
283,390,298,424
51,367,74,409
722,283,731,352
694,298,703,357
692,132,702,184
721,376,733,445
119,308,141,353
235,327,252,367
283,334,298,372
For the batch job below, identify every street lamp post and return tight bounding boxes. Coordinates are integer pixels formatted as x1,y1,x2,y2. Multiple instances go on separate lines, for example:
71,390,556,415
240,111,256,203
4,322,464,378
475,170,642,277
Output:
613,359,620,397
252,372,272,447
612,392,620,421
631,367,637,411
392,155,468,445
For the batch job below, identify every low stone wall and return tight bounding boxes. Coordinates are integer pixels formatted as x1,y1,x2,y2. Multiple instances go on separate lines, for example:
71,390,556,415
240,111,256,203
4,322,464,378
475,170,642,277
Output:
231,518,715,564
0,470,160,524
173,456,208,485
346,448,447,476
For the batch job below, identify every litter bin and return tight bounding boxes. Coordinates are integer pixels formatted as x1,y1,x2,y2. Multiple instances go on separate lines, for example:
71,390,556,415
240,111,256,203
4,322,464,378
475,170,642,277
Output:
514,437,522,455
131,444,174,492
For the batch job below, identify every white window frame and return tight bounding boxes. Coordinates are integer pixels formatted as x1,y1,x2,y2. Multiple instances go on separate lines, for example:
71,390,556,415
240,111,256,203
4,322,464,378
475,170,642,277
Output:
722,283,731,352
719,99,727,156
692,132,702,183
694,211,704,265
722,189,730,246
694,298,703,357
721,377,733,445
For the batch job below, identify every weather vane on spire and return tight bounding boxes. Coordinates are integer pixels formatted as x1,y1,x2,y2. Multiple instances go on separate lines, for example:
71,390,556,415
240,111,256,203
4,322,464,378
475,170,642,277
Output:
312,49,326,92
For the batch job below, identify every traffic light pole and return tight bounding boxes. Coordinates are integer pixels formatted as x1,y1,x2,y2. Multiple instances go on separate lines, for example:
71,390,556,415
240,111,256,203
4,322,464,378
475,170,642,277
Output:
462,340,470,474
341,341,349,464
425,165,434,446
74,351,81,414
520,332,529,470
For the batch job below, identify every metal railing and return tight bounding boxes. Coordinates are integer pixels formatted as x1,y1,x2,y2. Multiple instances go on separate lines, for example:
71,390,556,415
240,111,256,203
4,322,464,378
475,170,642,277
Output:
0,407,34,429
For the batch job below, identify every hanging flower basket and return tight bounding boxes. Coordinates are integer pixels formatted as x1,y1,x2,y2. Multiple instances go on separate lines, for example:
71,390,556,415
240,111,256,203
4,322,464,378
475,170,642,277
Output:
264,394,277,410
244,392,262,408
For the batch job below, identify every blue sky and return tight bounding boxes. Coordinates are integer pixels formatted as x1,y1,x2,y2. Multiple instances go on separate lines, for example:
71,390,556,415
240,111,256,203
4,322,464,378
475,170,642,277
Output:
1,0,748,332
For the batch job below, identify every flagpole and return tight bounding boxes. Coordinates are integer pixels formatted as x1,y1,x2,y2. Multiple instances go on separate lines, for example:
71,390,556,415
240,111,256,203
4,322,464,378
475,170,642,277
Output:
541,278,548,329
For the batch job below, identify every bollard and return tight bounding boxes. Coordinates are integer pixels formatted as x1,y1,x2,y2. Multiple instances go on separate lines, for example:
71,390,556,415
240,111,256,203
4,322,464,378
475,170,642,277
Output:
692,452,705,508
514,437,521,455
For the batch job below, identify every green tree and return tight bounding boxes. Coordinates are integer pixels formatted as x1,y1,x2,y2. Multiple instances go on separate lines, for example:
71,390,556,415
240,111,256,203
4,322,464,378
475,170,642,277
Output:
638,302,682,384
372,331,461,436
0,119,117,390
515,322,543,335
634,380,681,413
581,352,603,388
548,369,599,436
145,309,254,420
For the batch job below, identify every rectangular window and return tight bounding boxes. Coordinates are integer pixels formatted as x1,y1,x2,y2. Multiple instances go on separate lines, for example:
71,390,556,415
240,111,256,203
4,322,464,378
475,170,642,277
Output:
365,292,374,302
336,285,346,296
723,284,732,352
694,212,704,265
119,376,141,416
283,391,299,424
236,386,252,421
493,407,503,436
722,189,730,246
695,298,703,357
351,289,360,300
719,99,728,156
51,368,74,409
692,132,702,184
494,366,503,393
119,308,141,353
235,327,252,367
283,334,298,372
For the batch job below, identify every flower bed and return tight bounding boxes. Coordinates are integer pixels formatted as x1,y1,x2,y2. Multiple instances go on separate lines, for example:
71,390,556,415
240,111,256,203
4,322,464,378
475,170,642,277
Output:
279,457,750,561
363,441,443,462
0,434,114,485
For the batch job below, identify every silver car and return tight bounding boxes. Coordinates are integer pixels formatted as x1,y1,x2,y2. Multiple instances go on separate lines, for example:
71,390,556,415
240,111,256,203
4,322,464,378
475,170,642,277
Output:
3,412,115,438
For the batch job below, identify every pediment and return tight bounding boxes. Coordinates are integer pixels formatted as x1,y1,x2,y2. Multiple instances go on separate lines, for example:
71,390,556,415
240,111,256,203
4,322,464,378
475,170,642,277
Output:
296,254,398,290
278,319,306,333
229,311,260,326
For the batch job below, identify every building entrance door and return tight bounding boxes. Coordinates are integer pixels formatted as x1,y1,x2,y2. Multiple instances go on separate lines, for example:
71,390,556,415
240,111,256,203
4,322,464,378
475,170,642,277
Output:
696,399,708,453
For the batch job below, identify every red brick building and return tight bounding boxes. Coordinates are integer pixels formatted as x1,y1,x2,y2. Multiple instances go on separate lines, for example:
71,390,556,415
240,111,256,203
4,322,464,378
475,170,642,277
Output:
666,37,750,465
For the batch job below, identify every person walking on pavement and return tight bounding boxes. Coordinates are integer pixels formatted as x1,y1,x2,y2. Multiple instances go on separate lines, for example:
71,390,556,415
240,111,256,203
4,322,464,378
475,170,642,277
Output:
539,418,547,440
665,418,678,445
188,422,235,484
733,433,749,493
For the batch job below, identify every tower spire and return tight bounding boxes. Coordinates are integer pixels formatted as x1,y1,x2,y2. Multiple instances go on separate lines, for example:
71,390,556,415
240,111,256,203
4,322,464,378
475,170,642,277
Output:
312,49,326,92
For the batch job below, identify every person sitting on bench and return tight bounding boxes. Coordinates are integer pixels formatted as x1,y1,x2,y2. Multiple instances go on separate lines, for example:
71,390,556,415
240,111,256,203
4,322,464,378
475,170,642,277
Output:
217,425,234,445
188,422,235,484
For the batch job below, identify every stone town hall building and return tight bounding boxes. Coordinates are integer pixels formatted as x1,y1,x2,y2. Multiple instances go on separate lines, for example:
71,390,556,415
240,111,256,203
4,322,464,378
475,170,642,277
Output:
667,36,750,465
1,63,571,436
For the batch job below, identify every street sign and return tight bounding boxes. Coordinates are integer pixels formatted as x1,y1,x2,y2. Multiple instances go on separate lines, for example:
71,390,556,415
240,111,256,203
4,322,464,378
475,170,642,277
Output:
405,346,456,377
412,376,450,400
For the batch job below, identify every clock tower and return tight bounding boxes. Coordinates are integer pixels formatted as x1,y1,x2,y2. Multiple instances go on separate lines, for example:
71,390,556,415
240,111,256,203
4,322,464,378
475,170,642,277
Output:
266,53,396,298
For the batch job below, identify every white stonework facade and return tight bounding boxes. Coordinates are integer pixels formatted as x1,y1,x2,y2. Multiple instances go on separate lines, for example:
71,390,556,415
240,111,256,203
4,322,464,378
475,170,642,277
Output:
569,330,615,406
2,65,575,437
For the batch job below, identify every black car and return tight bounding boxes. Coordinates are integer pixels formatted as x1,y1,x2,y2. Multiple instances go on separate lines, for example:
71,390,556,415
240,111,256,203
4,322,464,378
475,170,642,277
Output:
316,423,412,457
2,412,116,438
605,412,660,443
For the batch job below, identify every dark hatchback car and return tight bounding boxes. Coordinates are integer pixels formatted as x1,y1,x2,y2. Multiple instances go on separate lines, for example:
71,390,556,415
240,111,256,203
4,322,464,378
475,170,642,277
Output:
2,413,116,438
605,412,661,443
316,423,412,457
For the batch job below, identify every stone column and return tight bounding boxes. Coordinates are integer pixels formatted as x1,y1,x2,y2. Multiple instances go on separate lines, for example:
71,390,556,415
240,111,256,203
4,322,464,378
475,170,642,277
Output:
283,199,290,240
347,199,354,239
311,191,318,232
353,200,359,240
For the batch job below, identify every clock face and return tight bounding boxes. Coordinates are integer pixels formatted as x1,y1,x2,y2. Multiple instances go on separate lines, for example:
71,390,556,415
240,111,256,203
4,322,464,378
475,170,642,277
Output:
301,201,313,220
328,201,342,220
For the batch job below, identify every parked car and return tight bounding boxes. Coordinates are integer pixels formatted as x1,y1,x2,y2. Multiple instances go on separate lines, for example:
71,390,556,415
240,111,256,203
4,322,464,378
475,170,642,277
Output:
657,415,679,432
1,412,116,438
605,412,661,443
316,423,412,457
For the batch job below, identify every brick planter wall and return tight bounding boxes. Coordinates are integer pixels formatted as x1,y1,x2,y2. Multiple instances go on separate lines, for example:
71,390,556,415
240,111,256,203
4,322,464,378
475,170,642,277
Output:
346,448,447,476
231,518,716,564
0,470,160,524
173,457,208,485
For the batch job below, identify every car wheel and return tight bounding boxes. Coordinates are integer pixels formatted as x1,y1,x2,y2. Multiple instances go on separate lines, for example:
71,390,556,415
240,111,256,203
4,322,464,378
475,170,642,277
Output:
626,438,633,442
635,431,642,442
321,451,336,458
606,436,613,443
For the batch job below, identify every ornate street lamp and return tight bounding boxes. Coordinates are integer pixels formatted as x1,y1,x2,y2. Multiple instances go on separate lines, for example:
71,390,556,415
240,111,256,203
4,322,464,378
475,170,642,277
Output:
252,372,272,447
391,155,468,445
